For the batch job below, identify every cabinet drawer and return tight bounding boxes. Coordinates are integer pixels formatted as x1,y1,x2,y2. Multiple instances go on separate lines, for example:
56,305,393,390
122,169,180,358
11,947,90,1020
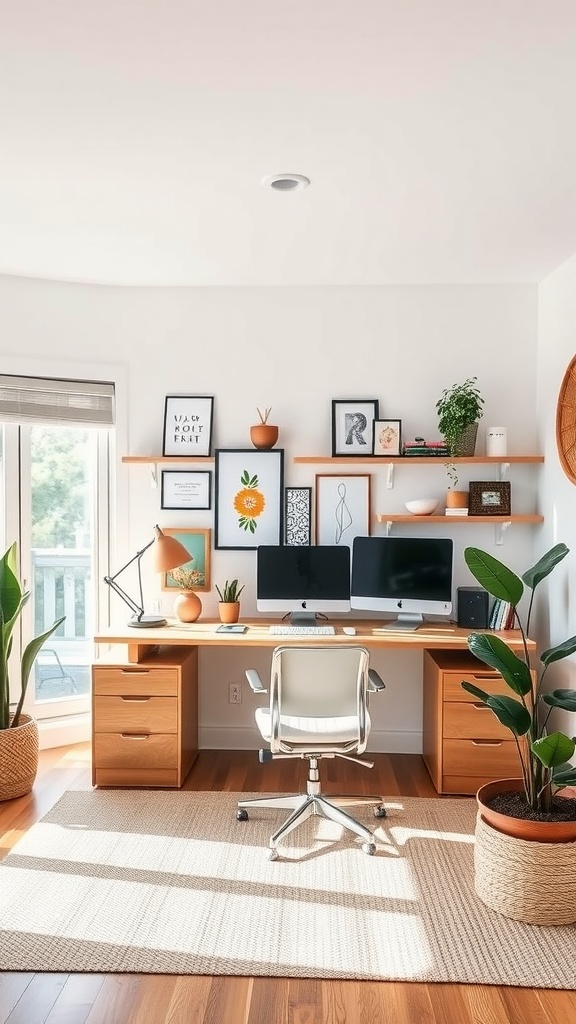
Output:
93,733,178,770
93,695,177,734
443,701,512,740
443,671,510,702
92,666,179,696
443,738,521,777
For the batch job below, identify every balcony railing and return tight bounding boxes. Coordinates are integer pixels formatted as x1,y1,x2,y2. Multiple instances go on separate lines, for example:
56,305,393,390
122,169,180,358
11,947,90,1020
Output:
32,548,92,700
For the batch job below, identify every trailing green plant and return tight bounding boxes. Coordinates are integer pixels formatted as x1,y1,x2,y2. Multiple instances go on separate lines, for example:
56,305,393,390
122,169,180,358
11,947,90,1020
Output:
436,376,484,487
215,579,245,604
0,542,65,730
463,543,576,814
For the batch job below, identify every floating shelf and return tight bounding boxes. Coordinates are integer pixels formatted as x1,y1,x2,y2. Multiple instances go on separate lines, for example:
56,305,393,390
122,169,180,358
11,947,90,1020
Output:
121,455,215,464
293,455,544,465
375,514,544,524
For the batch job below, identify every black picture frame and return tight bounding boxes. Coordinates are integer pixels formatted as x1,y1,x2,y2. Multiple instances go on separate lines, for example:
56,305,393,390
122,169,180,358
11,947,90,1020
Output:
284,486,312,545
331,399,379,456
215,448,284,549
373,419,402,456
162,395,214,457
468,481,511,516
160,470,211,510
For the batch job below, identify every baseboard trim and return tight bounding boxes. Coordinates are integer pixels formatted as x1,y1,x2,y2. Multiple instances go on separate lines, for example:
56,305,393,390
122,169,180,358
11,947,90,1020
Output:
199,726,422,754
38,713,91,750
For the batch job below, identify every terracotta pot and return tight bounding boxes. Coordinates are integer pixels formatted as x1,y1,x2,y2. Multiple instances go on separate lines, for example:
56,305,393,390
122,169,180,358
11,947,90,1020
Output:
219,601,240,624
173,590,202,623
0,713,39,801
477,778,576,843
446,489,469,510
250,424,279,450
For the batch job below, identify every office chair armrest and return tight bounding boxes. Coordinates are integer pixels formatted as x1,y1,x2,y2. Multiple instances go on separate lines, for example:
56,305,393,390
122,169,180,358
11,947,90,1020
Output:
245,668,267,693
368,668,386,692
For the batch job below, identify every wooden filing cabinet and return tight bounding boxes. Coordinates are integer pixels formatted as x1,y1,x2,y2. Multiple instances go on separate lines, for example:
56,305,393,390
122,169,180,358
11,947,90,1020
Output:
92,646,198,788
423,649,523,795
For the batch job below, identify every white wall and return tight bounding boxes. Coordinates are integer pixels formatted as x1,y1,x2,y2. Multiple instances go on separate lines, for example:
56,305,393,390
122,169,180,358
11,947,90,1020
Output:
0,274,540,750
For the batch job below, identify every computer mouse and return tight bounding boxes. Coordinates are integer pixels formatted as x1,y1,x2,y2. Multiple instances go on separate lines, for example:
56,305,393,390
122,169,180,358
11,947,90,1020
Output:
342,626,356,636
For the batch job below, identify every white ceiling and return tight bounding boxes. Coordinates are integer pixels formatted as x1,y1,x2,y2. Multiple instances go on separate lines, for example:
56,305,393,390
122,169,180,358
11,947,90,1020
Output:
2,1,576,287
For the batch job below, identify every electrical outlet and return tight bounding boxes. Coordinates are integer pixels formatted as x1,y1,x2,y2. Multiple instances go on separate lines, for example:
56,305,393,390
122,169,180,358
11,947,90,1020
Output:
229,682,242,704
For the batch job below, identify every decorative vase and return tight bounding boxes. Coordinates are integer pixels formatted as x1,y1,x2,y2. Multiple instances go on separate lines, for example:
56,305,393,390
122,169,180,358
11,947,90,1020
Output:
219,601,240,624
0,713,39,801
173,590,202,623
250,424,279,450
452,422,478,456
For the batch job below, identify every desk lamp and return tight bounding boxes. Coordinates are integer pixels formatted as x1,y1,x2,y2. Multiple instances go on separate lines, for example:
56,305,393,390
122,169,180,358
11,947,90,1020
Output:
104,525,191,628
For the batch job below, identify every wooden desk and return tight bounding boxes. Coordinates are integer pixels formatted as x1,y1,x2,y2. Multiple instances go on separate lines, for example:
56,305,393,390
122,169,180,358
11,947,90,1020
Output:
92,619,534,794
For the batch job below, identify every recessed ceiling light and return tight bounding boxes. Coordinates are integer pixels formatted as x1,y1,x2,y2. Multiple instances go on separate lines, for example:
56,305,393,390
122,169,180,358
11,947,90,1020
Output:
262,173,310,192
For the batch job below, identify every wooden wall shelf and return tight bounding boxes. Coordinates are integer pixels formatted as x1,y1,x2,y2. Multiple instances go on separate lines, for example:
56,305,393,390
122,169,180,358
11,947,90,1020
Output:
375,514,544,524
293,455,544,465
122,455,215,464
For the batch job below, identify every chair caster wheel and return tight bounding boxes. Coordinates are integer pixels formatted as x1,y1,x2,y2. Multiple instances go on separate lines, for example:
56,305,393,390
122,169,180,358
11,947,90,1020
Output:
236,808,248,821
268,848,279,861
374,805,387,818
362,842,376,856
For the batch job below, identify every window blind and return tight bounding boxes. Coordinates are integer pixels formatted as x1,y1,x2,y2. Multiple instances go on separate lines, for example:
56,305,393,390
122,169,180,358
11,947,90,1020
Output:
0,374,115,427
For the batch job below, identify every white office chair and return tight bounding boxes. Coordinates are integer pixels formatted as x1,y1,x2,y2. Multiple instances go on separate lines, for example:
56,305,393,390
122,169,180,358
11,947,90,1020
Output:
236,645,387,859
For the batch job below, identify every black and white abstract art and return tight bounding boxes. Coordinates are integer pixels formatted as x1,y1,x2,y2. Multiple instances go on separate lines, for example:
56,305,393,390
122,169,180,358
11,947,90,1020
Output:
284,487,312,545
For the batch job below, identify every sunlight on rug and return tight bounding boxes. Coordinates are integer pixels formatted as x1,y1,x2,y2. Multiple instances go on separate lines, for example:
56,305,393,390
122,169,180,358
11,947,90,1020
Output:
0,789,574,987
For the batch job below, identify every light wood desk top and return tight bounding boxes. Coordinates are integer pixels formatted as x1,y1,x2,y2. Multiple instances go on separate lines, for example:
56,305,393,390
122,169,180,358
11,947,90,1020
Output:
94,617,535,664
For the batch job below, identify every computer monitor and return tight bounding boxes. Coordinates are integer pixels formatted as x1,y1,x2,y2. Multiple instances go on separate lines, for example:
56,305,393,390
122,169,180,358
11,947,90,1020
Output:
351,536,453,631
256,545,351,625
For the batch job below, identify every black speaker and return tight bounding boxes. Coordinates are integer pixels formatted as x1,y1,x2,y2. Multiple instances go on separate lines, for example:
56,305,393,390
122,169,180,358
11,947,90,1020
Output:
457,586,490,629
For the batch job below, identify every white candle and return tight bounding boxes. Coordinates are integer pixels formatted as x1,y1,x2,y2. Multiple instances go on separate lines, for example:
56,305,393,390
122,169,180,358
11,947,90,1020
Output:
486,427,507,457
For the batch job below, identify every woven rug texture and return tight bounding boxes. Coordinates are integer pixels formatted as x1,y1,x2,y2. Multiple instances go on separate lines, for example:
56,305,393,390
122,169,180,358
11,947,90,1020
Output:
0,789,574,986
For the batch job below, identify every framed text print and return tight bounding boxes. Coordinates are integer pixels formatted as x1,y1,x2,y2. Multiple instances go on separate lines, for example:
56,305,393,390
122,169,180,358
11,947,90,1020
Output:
315,474,371,547
215,448,284,549
162,395,214,457
160,528,211,592
160,470,211,510
285,486,312,545
331,399,379,456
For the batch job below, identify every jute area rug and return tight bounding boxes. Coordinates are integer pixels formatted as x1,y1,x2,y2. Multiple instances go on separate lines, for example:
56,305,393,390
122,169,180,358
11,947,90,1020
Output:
0,789,574,987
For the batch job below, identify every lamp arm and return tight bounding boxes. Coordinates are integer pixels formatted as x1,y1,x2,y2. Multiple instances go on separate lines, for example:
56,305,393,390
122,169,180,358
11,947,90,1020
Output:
104,536,156,621
103,576,143,618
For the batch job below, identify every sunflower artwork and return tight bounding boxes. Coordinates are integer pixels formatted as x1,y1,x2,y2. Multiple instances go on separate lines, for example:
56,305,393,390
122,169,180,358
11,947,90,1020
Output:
234,470,266,533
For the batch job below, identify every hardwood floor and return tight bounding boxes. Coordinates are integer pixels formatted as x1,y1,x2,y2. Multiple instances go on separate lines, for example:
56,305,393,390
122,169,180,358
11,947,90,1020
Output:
0,744,574,1024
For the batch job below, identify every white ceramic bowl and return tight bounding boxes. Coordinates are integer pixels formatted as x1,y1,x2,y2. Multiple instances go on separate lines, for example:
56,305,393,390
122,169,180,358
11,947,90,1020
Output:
405,498,440,516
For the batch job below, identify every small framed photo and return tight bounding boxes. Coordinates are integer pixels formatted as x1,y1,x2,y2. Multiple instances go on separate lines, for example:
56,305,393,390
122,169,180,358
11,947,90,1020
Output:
160,528,211,592
285,486,312,545
331,399,379,456
215,448,284,549
468,481,511,516
160,470,211,510
315,474,371,546
373,419,402,456
162,395,214,457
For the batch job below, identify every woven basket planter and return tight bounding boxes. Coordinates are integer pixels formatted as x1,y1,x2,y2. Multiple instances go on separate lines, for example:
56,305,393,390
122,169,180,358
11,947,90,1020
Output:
0,713,39,801
452,422,479,457
475,812,576,925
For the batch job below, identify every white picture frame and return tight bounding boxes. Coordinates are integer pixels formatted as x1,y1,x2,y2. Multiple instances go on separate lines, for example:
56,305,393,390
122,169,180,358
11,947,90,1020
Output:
162,395,214,457
160,470,211,510
315,474,371,547
215,448,284,549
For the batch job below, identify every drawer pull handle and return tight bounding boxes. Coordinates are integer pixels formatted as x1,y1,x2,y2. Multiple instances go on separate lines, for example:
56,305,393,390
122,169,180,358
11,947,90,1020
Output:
472,703,492,710
120,733,149,740
472,740,503,747
120,669,150,675
120,696,151,702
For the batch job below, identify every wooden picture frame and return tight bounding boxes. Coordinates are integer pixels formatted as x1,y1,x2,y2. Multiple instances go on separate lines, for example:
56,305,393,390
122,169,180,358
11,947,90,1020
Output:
160,470,211,510
468,481,511,516
215,448,284,549
160,528,211,592
162,395,214,457
315,474,371,546
285,486,312,545
331,399,379,456
373,419,402,456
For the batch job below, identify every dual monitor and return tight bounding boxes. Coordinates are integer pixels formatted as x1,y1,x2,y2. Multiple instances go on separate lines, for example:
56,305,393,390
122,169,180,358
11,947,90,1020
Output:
256,537,454,631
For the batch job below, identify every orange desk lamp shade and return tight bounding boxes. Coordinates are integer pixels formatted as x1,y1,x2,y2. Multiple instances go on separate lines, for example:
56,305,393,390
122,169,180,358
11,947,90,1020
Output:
104,525,191,628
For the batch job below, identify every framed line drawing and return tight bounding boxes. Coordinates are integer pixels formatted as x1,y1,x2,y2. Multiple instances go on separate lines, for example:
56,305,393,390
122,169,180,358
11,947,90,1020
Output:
285,486,312,545
315,474,371,547
373,419,402,456
331,399,379,456
160,470,211,510
215,448,284,549
160,528,211,592
162,395,214,457
468,481,511,516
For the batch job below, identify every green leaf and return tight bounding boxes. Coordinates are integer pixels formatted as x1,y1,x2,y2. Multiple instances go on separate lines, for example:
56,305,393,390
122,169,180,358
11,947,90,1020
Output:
461,681,492,703
542,689,576,712
541,636,576,665
552,764,576,786
240,471,250,485
249,475,258,488
532,732,576,769
467,632,533,696
249,520,255,533
522,543,569,591
464,548,524,605
485,694,532,735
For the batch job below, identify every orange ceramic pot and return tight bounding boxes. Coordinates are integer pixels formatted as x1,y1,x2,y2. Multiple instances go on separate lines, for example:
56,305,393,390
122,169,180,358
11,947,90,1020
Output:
173,591,202,623
477,778,576,843
250,424,279,449
219,601,240,624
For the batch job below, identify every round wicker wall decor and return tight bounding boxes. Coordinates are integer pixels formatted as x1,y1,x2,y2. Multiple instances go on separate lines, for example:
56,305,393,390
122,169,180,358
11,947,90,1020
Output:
556,355,576,484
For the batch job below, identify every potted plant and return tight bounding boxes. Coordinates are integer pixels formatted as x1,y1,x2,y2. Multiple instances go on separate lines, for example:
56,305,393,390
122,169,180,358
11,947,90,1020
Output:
436,376,484,493
0,542,65,801
250,407,279,450
216,579,245,624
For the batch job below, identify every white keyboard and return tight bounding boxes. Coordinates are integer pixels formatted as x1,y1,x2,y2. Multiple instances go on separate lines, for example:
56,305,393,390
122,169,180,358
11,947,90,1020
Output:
268,625,336,636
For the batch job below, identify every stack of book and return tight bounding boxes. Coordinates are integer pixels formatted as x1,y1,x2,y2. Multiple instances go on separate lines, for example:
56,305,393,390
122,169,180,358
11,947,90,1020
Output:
402,440,450,457
489,599,515,631
445,506,469,516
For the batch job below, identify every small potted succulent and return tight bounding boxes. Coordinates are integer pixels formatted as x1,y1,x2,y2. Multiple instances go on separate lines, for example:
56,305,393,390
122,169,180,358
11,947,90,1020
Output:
250,407,279,450
216,579,245,624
